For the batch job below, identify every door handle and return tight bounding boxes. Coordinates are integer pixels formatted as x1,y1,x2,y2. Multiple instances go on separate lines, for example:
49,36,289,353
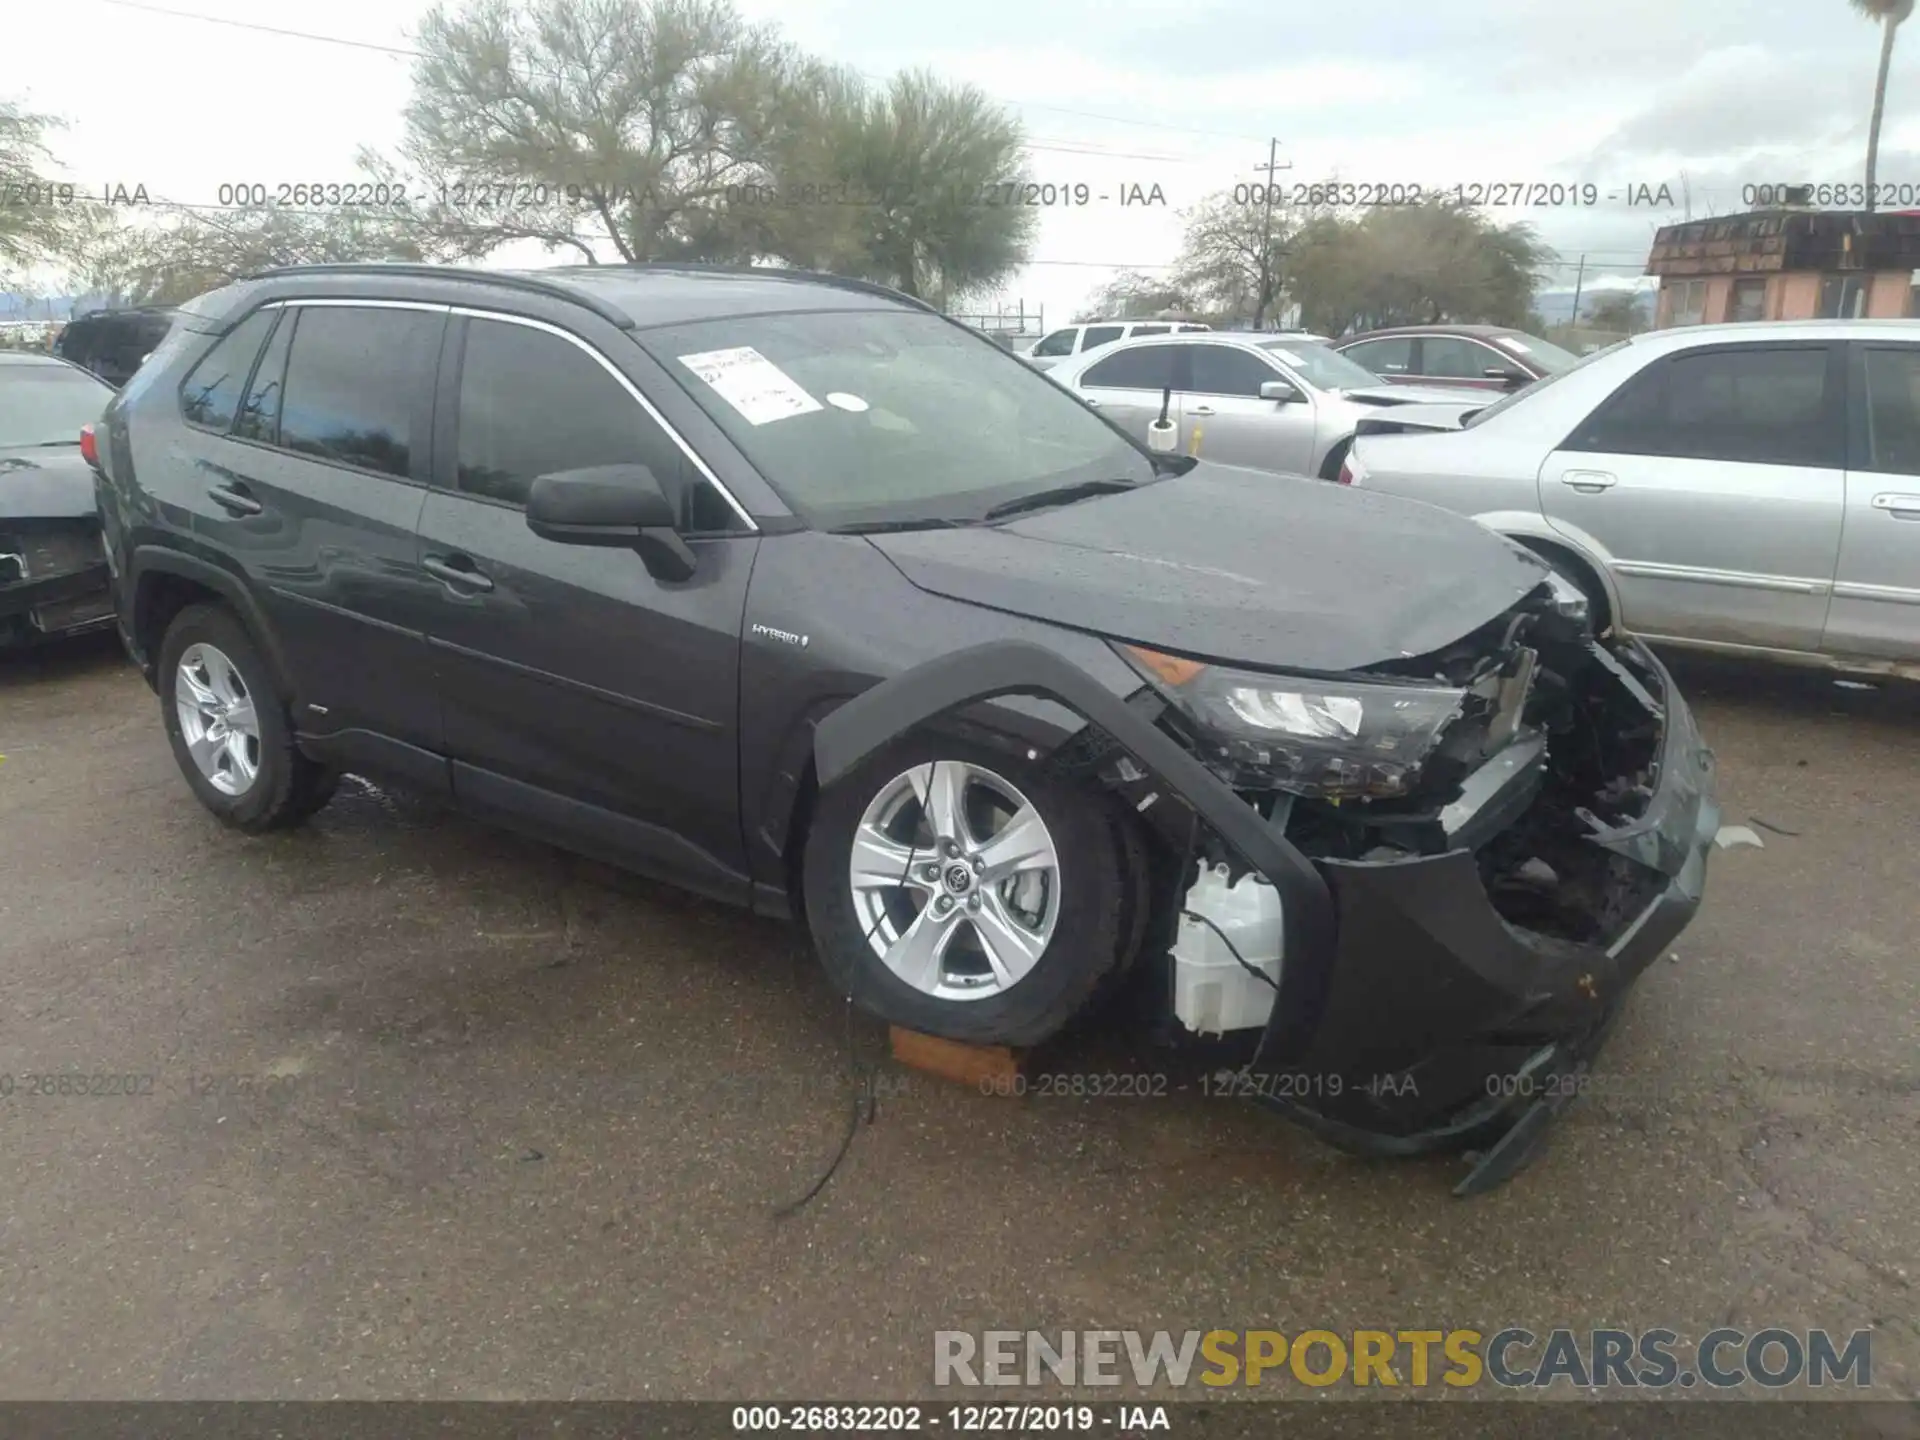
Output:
206,483,263,516
1871,491,1920,518
1561,470,1617,493
422,555,495,593
1189,404,1216,417
1082,397,1099,406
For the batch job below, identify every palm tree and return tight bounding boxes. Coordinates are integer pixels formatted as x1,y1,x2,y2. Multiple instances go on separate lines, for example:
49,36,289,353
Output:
1853,0,1916,211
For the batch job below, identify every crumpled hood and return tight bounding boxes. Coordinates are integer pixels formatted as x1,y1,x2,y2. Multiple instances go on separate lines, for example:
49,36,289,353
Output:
864,462,1551,673
0,447,97,522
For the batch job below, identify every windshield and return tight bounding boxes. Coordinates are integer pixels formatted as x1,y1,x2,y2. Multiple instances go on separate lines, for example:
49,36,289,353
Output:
1491,331,1581,374
0,366,113,447
1256,339,1384,391
639,308,1154,528
1463,338,1633,428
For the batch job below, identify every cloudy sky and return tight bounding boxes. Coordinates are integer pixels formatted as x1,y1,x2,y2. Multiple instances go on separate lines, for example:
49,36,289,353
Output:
13,0,1920,322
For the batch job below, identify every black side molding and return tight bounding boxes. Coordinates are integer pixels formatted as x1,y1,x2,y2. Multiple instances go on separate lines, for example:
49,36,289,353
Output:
812,640,1338,1057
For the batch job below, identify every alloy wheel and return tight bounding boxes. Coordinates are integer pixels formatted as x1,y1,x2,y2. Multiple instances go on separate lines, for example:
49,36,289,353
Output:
846,760,1062,1001
174,642,262,797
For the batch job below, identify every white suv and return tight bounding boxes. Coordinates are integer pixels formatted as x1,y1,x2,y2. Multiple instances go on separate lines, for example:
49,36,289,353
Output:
1024,319,1209,370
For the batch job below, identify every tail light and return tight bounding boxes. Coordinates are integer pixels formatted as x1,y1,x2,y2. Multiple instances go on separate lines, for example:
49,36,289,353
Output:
79,424,100,470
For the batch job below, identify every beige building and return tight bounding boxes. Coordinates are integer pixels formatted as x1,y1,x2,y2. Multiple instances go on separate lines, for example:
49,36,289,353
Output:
1644,208,1920,327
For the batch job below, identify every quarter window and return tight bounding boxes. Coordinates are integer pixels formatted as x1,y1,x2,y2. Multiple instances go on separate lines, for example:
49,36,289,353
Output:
454,318,729,529
234,311,292,444
1565,345,1837,468
276,306,441,479
179,309,276,432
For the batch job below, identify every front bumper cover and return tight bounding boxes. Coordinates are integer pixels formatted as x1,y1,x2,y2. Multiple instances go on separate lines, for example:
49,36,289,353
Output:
814,637,1718,1195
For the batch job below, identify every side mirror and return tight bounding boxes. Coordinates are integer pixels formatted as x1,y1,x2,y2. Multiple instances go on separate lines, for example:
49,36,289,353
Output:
1484,366,1530,387
526,464,696,582
1259,380,1303,404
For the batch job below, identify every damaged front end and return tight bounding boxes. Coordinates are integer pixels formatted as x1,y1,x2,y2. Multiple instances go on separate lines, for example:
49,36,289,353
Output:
813,576,1718,1194
0,518,115,647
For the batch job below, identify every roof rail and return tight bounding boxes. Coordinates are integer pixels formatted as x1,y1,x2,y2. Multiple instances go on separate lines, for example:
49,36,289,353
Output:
553,261,937,314
240,262,636,327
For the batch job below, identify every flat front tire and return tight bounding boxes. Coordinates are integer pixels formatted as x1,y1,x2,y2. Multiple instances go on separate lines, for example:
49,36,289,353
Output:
803,734,1128,1047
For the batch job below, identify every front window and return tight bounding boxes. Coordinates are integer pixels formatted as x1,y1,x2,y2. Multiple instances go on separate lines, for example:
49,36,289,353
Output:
1255,339,1383,391
0,365,114,447
640,309,1154,529
1031,328,1077,357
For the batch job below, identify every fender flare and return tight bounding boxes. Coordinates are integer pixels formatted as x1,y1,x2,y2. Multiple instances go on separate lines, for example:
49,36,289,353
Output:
127,544,296,697
813,640,1339,1059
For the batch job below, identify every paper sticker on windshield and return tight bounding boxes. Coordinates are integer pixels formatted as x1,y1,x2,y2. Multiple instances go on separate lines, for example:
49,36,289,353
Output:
1268,349,1305,365
677,346,822,426
826,392,869,412
1495,336,1532,354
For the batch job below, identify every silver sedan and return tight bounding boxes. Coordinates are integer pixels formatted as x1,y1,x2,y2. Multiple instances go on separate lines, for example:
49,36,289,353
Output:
1046,331,1480,480
1343,320,1920,673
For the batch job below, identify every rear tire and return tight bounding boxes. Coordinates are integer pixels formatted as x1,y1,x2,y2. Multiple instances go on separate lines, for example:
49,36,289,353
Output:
802,733,1128,1047
158,603,338,832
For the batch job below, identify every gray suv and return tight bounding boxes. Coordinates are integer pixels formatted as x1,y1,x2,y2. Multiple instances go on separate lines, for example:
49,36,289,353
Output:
92,262,1718,1191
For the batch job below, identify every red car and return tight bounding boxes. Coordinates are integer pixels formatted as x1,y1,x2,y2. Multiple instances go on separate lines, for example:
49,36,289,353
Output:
1333,325,1581,392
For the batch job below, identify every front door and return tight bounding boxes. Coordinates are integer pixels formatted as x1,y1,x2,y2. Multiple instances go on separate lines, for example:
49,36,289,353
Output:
414,311,758,902
1181,342,1315,475
1827,342,1920,659
1539,340,1845,650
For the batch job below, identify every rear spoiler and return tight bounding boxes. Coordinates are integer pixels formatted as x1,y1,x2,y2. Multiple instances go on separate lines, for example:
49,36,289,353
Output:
1354,404,1483,438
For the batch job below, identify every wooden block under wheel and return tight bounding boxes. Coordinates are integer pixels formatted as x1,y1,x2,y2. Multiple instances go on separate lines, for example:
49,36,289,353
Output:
889,1027,1029,1092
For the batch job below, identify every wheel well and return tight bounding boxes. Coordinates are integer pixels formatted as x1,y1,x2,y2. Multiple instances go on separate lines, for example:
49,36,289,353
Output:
134,571,223,667
1319,437,1352,480
1513,536,1613,633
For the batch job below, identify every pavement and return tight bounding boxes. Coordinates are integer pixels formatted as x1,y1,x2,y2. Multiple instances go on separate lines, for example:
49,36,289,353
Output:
1,635,1916,1402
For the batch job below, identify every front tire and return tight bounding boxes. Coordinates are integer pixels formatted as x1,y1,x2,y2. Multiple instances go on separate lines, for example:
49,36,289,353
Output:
158,603,338,832
802,734,1128,1047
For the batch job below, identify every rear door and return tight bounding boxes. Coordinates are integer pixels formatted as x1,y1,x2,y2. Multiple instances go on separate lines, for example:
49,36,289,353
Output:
1828,342,1920,659
1183,342,1314,474
414,311,759,903
172,300,446,776
1540,341,1845,649
1074,342,1184,441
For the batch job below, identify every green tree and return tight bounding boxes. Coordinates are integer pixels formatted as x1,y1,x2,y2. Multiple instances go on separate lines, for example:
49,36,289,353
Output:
1286,202,1553,335
1167,190,1312,326
389,0,816,263
1852,0,1915,211
1582,289,1648,334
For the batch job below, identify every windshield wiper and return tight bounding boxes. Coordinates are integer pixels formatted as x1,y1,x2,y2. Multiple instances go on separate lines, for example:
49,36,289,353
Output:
981,477,1141,522
828,516,976,535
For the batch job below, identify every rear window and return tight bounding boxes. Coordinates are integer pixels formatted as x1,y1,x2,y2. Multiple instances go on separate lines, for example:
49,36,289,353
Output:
0,365,114,448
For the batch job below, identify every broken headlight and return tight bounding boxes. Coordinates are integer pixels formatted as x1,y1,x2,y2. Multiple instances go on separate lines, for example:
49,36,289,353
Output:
1119,644,1466,799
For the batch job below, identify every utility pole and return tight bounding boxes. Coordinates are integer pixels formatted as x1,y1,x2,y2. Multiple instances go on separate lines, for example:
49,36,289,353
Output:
1253,138,1292,329
1568,253,1587,330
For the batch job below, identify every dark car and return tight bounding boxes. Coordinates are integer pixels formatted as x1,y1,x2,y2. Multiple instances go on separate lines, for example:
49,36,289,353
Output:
95,263,1719,1192
55,306,179,389
0,353,117,647
1334,325,1581,392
